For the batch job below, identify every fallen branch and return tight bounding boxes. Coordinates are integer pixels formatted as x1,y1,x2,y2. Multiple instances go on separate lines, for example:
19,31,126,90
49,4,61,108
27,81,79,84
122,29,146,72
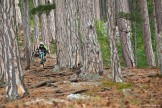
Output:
29,80,56,89
40,72,73,77
73,89,88,94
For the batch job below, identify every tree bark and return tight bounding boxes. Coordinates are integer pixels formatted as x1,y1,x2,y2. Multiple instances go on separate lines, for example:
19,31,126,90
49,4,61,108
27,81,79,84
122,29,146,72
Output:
94,0,100,20
99,0,107,21
21,0,31,69
78,0,103,78
153,0,160,67
47,0,56,42
0,9,4,82
33,0,40,51
107,0,122,82
55,0,81,68
116,0,135,67
154,0,162,74
139,0,156,67
15,0,22,28
1,0,27,99
39,0,50,50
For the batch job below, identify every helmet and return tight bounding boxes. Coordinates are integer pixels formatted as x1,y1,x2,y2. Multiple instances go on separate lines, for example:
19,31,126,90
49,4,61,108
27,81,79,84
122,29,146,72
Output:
40,42,44,45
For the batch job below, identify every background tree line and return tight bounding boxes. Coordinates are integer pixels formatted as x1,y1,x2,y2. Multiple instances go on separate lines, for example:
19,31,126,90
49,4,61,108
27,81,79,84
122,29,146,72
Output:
0,0,162,100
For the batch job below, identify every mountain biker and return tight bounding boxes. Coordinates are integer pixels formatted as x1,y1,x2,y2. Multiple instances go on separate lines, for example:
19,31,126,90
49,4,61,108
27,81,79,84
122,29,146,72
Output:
38,42,48,64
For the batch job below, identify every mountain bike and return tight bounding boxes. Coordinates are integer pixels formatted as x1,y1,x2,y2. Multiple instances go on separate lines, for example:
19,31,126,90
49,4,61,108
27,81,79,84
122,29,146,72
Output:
32,49,46,67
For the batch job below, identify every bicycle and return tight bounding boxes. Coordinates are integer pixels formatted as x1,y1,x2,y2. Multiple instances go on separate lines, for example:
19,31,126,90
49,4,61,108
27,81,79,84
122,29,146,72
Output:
40,51,46,67
32,49,46,67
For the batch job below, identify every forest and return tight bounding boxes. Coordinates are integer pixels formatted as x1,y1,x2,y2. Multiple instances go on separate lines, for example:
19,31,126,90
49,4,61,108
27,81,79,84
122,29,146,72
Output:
0,0,162,107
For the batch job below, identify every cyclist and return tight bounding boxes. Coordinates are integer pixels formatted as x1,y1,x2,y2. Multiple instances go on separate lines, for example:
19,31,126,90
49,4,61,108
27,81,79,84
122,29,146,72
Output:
38,42,48,64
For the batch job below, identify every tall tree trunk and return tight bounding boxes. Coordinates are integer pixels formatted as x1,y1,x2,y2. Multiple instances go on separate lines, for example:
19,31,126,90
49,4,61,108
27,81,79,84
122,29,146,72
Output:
153,0,160,67
116,0,135,67
131,0,138,66
107,0,122,82
65,0,82,68
139,0,156,67
47,0,56,42
78,0,103,79
0,10,4,82
1,0,27,99
21,0,31,69
154,0,162,74
33,0,40,51
40,0,50,50
100,0,107,21
15,0,22,28
94,0,100,20
55,0,81,68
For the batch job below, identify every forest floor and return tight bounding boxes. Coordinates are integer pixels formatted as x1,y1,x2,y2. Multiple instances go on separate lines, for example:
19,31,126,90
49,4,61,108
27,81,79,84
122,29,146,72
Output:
0,54,162,108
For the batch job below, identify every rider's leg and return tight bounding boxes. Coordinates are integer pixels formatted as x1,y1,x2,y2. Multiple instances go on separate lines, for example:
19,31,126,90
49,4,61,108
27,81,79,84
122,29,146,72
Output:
40,52,45,64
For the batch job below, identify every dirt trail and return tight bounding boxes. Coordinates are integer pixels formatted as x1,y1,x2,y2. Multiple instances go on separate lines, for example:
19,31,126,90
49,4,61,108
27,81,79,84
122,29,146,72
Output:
1,55,162,108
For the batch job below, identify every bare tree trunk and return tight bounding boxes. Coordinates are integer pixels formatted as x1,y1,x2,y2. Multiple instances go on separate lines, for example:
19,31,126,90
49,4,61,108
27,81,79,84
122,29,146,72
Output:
33,0,40,51
94,0,100,20
78,0,103,79
0,10,4,82
139,0,156,67
40,0,50,50
21,0,31,69
55,0,81,68
47,0,56,42
153,0,160,67
1,0,27,99
100,0,107,21
154,0,162,74
15,0,22,28
116,0,135,67
65,0,82,68
55,0,69,67
107,0,122,82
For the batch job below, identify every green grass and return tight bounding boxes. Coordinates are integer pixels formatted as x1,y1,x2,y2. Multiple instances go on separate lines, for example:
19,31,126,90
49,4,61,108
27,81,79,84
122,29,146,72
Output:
100,80,132,90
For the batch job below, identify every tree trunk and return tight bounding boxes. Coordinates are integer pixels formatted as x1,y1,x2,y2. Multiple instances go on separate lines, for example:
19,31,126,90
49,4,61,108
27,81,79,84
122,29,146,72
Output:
21,0,31,69
153,0,160,67
94,0,100,20
0,10,4,82
33,0,40,51
47,0,56,42
55,0,81,68
107,0,122,82
116,0,135,67
139,0,156,67
39,0,50,50
15,0,22,28
154,0,162,74
1,0,27,99
99,0,107,21
78,0,103,79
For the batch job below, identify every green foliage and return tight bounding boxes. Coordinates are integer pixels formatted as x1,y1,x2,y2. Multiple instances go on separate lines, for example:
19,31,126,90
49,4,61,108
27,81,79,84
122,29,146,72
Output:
100,80,132,90
118,12,142,23
95,20,110,66
30,4,55,15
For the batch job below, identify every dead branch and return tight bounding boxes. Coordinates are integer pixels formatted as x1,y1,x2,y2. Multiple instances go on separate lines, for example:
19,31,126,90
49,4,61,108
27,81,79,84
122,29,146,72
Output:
29,80,56,89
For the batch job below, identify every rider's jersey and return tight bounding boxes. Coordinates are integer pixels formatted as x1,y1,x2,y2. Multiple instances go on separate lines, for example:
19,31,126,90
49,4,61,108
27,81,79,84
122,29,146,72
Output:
39,45,47,53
